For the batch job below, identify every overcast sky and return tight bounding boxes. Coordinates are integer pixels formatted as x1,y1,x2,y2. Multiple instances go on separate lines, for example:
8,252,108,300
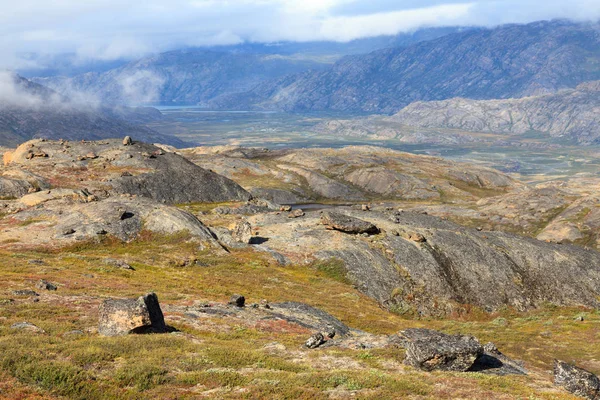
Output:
1,0,599,69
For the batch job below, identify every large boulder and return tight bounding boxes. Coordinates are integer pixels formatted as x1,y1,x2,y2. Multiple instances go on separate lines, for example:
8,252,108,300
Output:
554,360,600,399
98,293,167,336
398,328,483,372
320,211,379,234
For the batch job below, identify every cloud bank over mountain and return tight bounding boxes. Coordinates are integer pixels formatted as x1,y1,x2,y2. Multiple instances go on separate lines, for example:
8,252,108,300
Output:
0,0,599,69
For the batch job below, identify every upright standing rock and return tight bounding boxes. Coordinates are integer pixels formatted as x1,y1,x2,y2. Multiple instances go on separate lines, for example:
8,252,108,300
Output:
554,360,600,399
232,221,253,244
98,292,167,336
123,136,133,146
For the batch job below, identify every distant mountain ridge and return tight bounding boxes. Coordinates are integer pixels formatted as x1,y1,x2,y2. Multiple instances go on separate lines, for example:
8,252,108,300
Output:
0,74,181,147
30,27,466,107
211,20,600,113
389,81,600,144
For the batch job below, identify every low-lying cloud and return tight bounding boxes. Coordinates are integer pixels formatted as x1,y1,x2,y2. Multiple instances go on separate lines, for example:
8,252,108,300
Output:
0,0,598,70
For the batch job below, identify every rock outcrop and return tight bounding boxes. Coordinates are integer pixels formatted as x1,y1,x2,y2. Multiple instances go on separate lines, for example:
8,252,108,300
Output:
4,139,251,204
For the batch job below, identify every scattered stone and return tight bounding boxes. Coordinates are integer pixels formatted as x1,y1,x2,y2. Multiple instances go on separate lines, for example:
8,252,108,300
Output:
11,322,45,334
63,330,85,337
62,228,76,236
12,290,39,297
98,292,167,336
324,325,336,339
229,294,245,308
104,258,135,270
36,279,57,291
27,187,39,194
306,332,325,349
361,204,371,211
575,314,585,322
231,221,253,244
288,209,305,218
554,360,600,399
123,136,133,146
320,211,379,235
399,328,483,372
86,152,98,159
120,171,133,177
28,259,45,265
280,205,292,212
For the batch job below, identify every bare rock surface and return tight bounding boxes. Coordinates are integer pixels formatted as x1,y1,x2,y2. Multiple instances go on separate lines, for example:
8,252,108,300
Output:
0,196,217,247
248,208,600,314
4,139,251,204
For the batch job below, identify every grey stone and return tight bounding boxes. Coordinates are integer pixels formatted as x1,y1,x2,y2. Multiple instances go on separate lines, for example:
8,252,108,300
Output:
320,211,379,234
554,360,600,399
400,328,483,372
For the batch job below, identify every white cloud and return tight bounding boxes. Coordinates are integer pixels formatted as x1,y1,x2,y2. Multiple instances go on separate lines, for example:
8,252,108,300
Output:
0,0,597,69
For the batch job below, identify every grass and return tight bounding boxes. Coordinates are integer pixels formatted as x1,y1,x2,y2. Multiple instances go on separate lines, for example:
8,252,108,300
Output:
0,234,592,399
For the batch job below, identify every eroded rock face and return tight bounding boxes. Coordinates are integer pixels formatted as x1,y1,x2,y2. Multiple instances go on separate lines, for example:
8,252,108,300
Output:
400,328,483,372
98,293,167,336
320,211,379,234
554,360,600,400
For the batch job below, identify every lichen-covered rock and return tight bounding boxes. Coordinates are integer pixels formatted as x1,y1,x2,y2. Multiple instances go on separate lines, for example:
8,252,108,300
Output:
305,332,325,349
400,328,483,372
320,211,379,234
98,292,167,336
554,360,600,399
232,221,252,244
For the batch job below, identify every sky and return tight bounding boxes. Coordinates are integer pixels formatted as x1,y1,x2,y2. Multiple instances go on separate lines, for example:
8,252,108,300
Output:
1,0,599,69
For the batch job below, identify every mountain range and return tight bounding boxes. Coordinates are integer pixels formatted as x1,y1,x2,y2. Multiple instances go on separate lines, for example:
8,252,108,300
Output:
212,20,600,113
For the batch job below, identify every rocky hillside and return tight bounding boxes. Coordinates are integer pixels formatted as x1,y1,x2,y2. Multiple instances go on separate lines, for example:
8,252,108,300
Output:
212,20,600,113
389,81,600,144
1,138,600,398
181,145,519,204
0,74,181,147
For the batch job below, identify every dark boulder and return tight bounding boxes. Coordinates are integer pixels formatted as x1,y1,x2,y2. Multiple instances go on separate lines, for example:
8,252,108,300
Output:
98,292,167,336
229,294,246,307
554,360,600,399
320,211,379,234
399,328,483,372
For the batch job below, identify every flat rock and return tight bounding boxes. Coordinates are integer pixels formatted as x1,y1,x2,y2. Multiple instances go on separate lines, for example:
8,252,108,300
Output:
320,211,379,234
11,322,45,334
